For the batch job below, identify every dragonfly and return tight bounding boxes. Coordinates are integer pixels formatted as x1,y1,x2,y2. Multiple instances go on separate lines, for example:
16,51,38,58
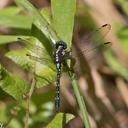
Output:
18,38,68,112
18,23,111,112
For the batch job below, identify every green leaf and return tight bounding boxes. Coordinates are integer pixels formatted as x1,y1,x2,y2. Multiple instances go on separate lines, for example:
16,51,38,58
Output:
0,15,32,29
0,104,7,122
40,8,52,24
117,0,128,15
0,35,30,44
0,68,28,101
31,23,53,57
51,0,76,46
15,0,59,44
0,35,56,88
46,113,74,128
36,67,56,88
0,7,21,15
70,74,91,128
6,50,31,71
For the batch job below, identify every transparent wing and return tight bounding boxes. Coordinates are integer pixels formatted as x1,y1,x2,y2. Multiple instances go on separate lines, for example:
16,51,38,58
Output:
26,53,51,63
82,42,112,54
18,37,47,55
26,54,55,71
77,24,111,55
83,24,111,44
72,24,112,64
18,37,55,69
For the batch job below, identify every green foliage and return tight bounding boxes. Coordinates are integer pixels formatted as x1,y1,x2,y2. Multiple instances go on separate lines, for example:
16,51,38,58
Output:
46,113,74,128
0,7,21,15
0,67,28,101
0,36,30,44
116,25,128,53
0,15,32,29
40,8,52,24
15,0,59,44
0,6,32,30
51,0,76,46
70,74,91,128
0,0,90,127
0,104,7,122
117,0,128,15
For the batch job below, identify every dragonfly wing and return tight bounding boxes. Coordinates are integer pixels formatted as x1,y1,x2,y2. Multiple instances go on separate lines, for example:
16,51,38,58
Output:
81,42,112,54
18,38,51,57
83,24,111,45
26,54,55,71
81,42,112,62
18,37,55,70
18,37,46,54
76,24,112,61
18,37,54,60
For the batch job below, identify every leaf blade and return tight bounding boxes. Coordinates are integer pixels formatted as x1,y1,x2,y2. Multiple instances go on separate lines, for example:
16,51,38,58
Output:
46,113,74,128
0,15,32,29
51,0,76,46
15,0,59,44
0,68,28,101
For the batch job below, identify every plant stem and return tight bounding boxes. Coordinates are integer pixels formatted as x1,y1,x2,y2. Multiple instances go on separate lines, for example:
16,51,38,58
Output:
70,73,91,128
81,96,91,128
24,76,36,128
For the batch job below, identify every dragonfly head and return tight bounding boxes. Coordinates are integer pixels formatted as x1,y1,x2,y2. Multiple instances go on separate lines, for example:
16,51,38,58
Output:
55,40,67,50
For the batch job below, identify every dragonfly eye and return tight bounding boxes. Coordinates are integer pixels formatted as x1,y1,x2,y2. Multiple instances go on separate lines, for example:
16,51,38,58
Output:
55,40,67,49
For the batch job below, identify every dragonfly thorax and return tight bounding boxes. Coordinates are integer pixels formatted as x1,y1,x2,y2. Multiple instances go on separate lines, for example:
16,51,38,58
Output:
55,40,67,50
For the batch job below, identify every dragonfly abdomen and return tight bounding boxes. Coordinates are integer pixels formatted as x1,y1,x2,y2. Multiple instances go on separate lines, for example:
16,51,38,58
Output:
54,41,67,112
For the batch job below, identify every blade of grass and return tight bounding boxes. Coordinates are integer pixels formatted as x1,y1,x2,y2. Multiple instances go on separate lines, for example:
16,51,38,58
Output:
0,7,21,15
0,35,30,44
70,73,91,128
81,96,91,128
51,0,76,46
0,15,32,29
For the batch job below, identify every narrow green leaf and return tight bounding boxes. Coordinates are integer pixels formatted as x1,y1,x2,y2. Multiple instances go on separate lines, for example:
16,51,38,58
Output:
0,35,30,44
51,0,76,46
0,15,32,29
46,113,74,128
40,8,52,24
0,7,21,15
71,74,91,128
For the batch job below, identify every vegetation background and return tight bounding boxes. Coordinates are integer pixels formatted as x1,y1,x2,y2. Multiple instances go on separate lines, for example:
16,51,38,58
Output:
0,0,128,128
